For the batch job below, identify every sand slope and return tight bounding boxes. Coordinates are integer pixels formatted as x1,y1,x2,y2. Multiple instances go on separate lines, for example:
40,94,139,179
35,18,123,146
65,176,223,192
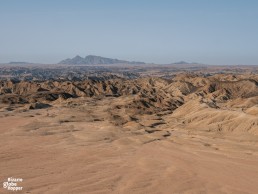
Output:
1,74,258,193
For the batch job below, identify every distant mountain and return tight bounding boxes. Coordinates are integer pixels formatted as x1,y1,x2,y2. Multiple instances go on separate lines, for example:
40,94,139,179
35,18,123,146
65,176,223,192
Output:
59,55,145,65
8,62,32,65
172,61,191,65
169,61,207,67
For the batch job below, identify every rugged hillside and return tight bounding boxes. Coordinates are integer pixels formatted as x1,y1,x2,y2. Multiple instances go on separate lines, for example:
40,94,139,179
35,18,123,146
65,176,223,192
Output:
1,73,258,194
1,74,258,135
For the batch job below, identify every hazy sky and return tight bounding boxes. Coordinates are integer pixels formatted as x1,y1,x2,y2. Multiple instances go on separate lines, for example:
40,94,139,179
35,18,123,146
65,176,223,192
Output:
0,0,258,65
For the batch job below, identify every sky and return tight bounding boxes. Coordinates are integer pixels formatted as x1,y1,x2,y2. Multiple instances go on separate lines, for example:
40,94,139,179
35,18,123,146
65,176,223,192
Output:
0,0,258,65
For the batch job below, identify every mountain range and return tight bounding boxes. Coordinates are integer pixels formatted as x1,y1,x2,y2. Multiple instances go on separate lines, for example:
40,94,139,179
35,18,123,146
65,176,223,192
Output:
58,55,145,65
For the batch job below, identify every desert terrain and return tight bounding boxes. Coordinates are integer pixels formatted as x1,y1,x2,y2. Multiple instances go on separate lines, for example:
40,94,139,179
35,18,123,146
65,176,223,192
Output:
1,66,258,194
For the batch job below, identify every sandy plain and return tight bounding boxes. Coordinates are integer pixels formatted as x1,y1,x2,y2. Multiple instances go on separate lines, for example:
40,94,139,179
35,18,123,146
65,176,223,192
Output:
1,94,258,194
